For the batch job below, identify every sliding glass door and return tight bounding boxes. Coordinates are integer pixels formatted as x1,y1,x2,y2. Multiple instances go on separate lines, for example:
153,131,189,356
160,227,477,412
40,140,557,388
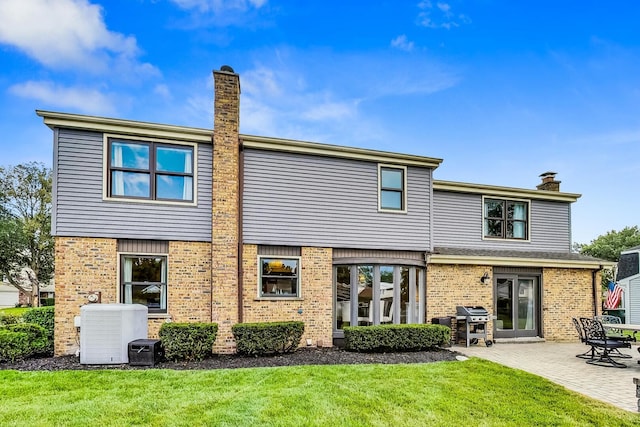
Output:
494,275,539,338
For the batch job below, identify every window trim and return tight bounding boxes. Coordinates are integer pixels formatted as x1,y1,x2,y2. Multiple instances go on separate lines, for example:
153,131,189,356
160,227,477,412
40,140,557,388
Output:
482,196,531,242
257,256,302,299
378,164,407,213
117,251,169,315
103,134,198,206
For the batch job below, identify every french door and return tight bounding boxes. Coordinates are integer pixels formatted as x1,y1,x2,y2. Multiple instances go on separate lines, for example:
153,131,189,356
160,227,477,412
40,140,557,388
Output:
494,275,539,338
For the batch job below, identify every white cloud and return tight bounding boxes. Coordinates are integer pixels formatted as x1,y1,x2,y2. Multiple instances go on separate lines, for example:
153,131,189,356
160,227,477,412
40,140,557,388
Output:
242,66,283,98
417,1,469,29
153,84,172,100
391,35,415,52
0,0,156,75
300,100,358,122
9,81,117,115
168,0,270,28
239,62,362,140
171,0,267,13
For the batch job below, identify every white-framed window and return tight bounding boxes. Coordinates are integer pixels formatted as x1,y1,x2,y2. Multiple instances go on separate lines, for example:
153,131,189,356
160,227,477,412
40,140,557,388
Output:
106,137,195,203
259,257,300,298
120,255,167,313
378,164,407,212
483,197,530,240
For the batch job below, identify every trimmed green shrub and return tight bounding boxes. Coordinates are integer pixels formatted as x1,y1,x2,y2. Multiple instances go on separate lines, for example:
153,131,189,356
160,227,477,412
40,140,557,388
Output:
159,322,218,361
23,307,54,355
232,321,304,356
344,324,450,352
0,313,22,326
0,329,31,363
40,298,55,307
7,323,49,356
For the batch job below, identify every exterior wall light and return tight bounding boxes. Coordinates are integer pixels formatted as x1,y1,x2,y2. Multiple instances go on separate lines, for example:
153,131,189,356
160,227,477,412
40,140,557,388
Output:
480,272,491,285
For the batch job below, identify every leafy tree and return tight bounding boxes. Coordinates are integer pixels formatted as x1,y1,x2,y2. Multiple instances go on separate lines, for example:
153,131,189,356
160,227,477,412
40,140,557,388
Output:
575,226,640,262
0,163,53,306
575,226,640,293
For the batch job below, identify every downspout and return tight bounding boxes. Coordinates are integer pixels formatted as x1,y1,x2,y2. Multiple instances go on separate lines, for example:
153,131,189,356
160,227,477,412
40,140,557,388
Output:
210,134,214,323
592,265,603,318
237,146,244,323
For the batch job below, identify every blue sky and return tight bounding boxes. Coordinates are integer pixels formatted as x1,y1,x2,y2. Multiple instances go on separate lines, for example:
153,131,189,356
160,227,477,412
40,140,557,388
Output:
1,0,639,245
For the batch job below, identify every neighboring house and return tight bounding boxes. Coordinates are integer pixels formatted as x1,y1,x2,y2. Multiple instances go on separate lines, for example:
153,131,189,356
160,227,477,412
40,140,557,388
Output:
0,279,55,308
616,246,640,323
0,281,19,308
38,67,607,356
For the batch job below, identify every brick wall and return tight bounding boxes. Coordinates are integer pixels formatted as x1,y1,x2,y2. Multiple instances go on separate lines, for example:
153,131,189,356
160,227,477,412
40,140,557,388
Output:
211,69,241,353
53,236,117,356
54,237,216,354
427,264,494,342
147,241,213,338
427,263,596,343
542,267,594,341
241,244,333,347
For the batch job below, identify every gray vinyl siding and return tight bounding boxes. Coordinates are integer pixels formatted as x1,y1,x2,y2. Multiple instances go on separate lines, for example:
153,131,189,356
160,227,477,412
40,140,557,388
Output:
243,149,431,251
333,249,425,261
53,128,212,241
117,240,169,253
432,190,571,252
258,246,301,256
629,277,640,324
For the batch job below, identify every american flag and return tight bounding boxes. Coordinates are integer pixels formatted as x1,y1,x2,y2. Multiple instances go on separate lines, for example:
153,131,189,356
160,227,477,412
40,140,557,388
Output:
605,282,623,309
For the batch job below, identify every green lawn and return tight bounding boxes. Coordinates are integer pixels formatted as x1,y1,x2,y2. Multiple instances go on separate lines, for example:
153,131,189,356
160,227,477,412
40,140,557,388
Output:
0,358,637,426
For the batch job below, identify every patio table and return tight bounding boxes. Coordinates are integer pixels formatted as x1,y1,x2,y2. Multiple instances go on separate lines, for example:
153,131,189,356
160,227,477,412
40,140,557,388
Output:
603,323,640,361
602,323,640,332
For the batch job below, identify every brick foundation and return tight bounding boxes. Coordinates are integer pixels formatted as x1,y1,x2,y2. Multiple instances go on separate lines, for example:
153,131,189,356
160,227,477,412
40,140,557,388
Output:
241,244,333,347
53,237,117,355
427,264,494,342
426,263,596,343
542,267,594,341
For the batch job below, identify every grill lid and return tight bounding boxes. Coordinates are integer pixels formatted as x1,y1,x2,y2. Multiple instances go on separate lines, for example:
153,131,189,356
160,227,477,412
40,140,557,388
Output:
456,306,489,316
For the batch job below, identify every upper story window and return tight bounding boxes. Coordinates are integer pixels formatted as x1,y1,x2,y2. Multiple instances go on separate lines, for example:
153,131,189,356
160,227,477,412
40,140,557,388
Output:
484,198,529,240
379,165,407,212
259,257,300,298
108,139,194,202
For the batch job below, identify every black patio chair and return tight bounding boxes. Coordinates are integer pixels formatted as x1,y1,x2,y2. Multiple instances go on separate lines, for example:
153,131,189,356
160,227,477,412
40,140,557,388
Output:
572,317,599,359
579,317,631,368
595,314,636,342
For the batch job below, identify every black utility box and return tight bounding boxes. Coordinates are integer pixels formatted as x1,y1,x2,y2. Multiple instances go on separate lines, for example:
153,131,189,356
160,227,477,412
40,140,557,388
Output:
128,339,163,366
431,317,452,329
431,317,454,347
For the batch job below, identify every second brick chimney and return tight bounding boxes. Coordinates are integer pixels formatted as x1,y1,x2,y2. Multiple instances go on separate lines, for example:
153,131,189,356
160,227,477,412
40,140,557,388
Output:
536,171,560,192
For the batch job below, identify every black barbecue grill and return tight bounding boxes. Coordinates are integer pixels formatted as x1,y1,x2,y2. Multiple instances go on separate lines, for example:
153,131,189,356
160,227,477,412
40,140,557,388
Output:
456,306,493,347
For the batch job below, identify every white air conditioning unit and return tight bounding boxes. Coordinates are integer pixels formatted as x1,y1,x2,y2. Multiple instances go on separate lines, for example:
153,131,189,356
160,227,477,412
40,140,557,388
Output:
80,303,148,364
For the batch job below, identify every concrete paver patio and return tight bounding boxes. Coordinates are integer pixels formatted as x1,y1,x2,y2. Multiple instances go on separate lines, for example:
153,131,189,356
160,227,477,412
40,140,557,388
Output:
457,341,640,413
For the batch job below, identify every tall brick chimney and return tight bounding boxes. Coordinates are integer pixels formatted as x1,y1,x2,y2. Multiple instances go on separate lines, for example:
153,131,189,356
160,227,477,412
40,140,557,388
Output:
211,65,240,353
536,171,560,192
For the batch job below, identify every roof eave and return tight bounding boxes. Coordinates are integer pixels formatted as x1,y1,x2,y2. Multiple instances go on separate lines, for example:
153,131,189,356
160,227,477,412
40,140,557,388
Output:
36,110,212,143
433,179,581,203
427,253,612,269
241,134,443,168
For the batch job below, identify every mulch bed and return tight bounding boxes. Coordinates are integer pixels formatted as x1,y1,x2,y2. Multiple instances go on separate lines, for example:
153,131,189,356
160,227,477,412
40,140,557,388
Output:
0,347,461,371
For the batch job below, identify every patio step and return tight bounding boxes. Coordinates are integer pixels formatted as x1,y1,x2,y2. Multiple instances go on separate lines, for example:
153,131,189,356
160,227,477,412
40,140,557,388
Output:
493,337,546,344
